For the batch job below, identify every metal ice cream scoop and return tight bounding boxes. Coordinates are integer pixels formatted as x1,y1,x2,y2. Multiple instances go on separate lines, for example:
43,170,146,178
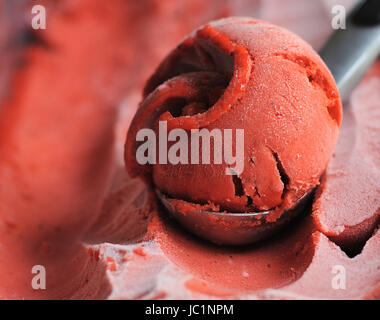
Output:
157,190,313,245
158,0,380,245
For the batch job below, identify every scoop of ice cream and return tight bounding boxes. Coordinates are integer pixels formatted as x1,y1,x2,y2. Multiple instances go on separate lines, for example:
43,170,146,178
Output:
126,17,342,219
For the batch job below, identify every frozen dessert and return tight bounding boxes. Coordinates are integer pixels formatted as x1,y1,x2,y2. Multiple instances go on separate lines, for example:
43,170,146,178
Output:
0,0,379,300
126,18,342,226
111,61,380,299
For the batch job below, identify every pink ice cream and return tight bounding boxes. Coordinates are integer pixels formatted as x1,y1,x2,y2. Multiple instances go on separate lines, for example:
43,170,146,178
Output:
0,0,379,300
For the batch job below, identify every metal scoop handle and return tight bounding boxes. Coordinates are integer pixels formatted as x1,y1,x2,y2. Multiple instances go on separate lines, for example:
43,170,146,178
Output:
319,0,380,102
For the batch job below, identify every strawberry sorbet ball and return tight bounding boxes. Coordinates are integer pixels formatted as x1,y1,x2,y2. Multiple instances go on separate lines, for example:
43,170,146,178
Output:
126,17,342,221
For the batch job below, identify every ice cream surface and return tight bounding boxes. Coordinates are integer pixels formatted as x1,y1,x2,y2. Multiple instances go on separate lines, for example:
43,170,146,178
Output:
0,0,228,299
107,60,380,300
0,0,379,300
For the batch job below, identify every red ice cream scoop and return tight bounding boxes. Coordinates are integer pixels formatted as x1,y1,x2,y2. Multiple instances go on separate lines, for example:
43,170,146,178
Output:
125,17,342,244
